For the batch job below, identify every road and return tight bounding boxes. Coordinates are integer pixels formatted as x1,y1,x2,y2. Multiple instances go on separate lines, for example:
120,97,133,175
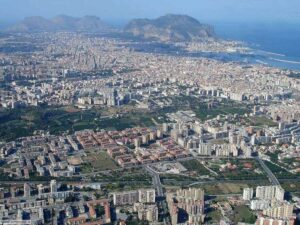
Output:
255,156,280,186
144,165,164,197
144,166,170,225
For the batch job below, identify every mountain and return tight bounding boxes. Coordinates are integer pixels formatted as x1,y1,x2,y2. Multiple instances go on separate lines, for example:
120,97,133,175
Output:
7,14,215,41
7,15,112,33
9,16,55,32
124,14,215,42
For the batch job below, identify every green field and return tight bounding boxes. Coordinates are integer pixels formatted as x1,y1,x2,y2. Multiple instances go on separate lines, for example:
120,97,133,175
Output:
160,173,199,186
161,158,270,186
207,159,267,180
190,181,269,195
164,179,270,195
180,159,212,176
89,167,153,192
92,168,152,183
195,102,250,121
82,151,118,172
230,205,256,224
195,182,249,195
245,116,278,127
97,113,154,131
163,96,251,121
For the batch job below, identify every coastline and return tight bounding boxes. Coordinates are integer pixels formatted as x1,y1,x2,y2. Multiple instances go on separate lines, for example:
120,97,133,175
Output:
270,57,300,65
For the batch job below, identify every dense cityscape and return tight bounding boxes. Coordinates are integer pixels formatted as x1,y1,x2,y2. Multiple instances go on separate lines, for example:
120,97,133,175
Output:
0,6,299,225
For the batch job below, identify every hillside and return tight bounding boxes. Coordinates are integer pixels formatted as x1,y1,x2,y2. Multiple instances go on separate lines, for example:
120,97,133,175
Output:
7,15,112,33
124,14,215,42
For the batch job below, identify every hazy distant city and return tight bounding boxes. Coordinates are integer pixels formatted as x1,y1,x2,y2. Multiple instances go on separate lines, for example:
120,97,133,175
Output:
0,1,299,225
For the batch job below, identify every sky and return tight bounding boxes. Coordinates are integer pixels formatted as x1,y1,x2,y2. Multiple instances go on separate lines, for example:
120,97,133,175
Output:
0,0,299,25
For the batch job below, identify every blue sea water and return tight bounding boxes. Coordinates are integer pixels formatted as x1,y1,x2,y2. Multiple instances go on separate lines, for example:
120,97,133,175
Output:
213,22,300,71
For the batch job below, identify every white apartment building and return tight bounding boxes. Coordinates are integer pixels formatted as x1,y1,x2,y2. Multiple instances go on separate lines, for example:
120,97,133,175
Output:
256,185,284,201
243,188,254,201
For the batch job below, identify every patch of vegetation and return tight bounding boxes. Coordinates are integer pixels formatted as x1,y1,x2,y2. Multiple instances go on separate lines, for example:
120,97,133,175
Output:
264,160,299,179
205,208,222,223
64,194,78,203
0,106,156,142
126,215,149,225
265,151,300,172
103,182,151,192
82,151,118,171
280,181,300,193
180,159,211,176
167,96,250,121
91,168,152,191
246,116,277,127
153,96,250,122
189,180,269,195
230,205,256,224
80,162,93,173
96,205,105,217
265,151,282,162
192,182,248,195
98,113,154,131
196,102,249,121
160,173,199,185
208,159,267,180
0,95,251,142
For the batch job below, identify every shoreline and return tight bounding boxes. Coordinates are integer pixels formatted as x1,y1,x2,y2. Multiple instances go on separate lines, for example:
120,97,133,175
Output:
270,57,300,65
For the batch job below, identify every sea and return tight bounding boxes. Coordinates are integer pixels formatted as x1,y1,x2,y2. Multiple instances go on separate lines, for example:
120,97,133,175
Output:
121,21,300,72
213,22,300,71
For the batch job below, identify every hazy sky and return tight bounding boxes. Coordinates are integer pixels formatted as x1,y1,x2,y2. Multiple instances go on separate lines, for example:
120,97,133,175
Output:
0,0,299,24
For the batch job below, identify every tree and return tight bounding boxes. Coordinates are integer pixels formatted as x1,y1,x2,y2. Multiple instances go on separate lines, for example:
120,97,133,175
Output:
96,205,105,217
